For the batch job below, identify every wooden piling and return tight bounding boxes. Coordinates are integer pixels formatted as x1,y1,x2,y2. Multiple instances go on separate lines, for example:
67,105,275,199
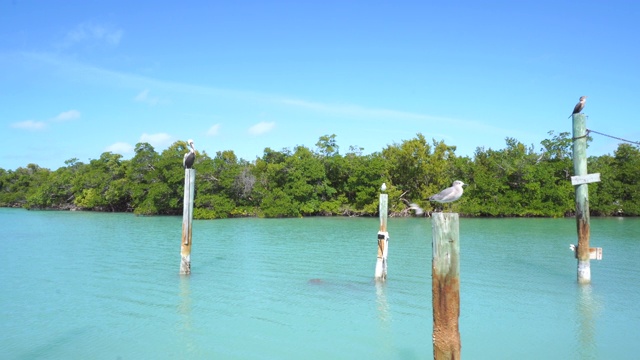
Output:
180,168,195,275
431,212,461,359
572,113,591,284
375,193,389,281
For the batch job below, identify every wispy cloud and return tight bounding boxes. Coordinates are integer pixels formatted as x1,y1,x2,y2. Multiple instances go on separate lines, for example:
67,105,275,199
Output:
134,89,161,106
277,98,518,135
11,120,47,131
140,132,173,149
18,52,440,121
207,124,221,136
278,98,434,120
248,121,275,136
59,22,123,48
11,109,81,132
17,51,518,139
53,109,81,122
105,142,134,155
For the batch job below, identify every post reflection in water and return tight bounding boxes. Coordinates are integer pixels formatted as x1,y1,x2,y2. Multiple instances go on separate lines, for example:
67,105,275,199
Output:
374,280,395,358
576,284,600,360
375,281,390,324
178,276,195,354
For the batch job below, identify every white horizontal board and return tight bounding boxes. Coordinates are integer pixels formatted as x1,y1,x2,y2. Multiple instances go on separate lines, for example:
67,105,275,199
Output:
571,173,601,185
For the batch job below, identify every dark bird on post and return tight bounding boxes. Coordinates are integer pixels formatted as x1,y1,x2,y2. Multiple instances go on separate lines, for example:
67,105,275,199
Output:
183,139,196,169
569,96,587,118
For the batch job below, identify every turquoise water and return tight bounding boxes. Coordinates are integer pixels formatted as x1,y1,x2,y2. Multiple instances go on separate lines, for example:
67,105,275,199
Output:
1,208,639,359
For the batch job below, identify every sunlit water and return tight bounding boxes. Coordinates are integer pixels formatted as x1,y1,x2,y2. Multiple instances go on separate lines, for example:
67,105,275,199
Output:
1,208,638,359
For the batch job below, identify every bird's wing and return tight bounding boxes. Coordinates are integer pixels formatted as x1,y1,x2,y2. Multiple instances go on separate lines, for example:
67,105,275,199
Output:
572,102,582,114
409,203,424,215
438,188,456,202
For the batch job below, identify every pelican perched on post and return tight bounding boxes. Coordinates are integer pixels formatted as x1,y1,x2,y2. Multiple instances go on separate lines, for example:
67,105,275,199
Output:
183,139,196,169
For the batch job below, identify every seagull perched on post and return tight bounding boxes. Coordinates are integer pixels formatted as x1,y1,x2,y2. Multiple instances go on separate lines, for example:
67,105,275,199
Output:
183,139,196,169
429,180,466,212
568,96,587,118
381,182,387,192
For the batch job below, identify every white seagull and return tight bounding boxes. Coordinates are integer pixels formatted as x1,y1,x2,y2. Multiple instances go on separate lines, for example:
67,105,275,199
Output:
429,180,466,211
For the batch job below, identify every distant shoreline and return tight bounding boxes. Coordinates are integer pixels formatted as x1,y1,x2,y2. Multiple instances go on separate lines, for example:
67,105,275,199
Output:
2,205,633,219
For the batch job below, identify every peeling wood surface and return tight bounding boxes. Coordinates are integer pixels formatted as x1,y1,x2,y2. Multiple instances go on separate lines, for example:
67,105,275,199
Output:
375,194,388,280
572,113,592,284
431,212,461,359
379,194,388,233
180,169,195,275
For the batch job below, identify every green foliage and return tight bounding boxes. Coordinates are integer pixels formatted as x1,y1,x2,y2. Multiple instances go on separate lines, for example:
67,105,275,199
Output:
1,134,639,217
382,134,456,212
1,164,51,208
70,152,130,211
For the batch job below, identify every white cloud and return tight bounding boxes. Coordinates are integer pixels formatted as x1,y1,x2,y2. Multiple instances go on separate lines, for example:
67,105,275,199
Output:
134,89,160,105
105,142,134,155
53,109,81,122
248,121,275,135
139,132,173,149
62,22,123,48
11,120,47,131
207,124,221,136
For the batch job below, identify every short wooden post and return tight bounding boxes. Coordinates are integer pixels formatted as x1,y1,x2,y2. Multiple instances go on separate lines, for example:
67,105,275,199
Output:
180,168,195,275
572,113,591,284
374,193,389,281
431,212,461,359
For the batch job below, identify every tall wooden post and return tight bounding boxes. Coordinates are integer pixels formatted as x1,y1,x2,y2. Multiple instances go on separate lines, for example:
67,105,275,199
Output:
572,113,591,284
431,212,461,359
180,168,195,275
375,192,389,281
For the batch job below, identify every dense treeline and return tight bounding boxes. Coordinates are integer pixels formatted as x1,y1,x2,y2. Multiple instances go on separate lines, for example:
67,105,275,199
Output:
1,133,639,218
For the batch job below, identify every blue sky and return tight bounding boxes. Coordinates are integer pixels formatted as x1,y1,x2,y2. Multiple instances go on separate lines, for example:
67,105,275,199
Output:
2,1,639,170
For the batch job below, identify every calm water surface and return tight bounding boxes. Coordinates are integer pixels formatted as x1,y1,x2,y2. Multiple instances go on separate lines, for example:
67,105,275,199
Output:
1,209,639,359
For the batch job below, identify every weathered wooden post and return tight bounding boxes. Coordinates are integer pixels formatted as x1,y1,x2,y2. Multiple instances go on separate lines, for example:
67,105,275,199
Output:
431,212,461,359
375,183,389,281
571,113,602,284
180,168,195,275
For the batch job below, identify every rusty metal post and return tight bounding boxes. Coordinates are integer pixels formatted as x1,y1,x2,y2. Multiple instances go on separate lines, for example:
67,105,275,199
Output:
375,192,389,281
572,113,591,284
431,212,461,359
180,168,195,275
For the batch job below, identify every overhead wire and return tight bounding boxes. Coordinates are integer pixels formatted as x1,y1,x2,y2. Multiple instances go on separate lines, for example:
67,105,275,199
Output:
586,129,640,146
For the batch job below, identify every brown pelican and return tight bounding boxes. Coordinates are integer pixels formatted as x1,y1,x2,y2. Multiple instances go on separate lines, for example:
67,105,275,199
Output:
429,180,466,211
183,139,196,169
569,96,587,118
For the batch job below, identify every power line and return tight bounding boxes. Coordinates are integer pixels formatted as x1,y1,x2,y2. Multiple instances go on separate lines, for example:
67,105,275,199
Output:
586,129,640,146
